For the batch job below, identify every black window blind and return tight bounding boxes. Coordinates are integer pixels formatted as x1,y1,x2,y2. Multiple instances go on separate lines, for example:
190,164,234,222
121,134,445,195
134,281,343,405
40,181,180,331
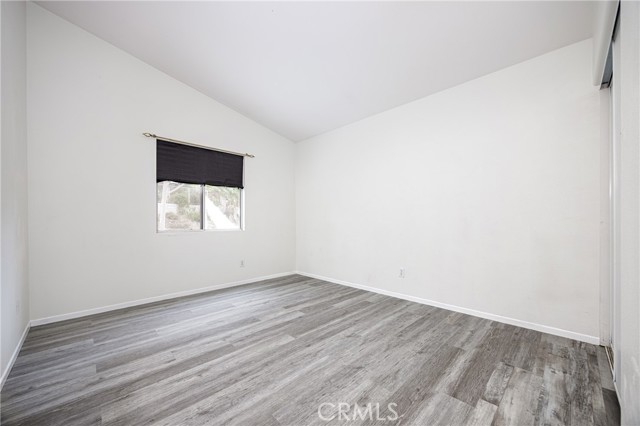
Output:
156,139,244,188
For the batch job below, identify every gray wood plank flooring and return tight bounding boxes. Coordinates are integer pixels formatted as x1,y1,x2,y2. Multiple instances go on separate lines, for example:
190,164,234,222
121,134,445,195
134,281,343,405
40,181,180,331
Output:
0,275,620,425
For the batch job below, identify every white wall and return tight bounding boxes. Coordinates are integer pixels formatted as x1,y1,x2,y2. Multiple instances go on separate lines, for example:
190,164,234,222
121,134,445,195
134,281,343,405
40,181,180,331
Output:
1,0,29,381
296,39,602,342
27,4,295,321
612,1,640,423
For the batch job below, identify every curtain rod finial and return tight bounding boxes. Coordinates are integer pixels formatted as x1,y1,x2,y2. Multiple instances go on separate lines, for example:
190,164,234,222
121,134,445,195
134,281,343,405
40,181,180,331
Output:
143,132,155,138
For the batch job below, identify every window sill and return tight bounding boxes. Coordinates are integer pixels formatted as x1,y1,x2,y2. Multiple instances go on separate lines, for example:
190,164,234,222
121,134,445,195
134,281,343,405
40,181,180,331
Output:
156,229,244,234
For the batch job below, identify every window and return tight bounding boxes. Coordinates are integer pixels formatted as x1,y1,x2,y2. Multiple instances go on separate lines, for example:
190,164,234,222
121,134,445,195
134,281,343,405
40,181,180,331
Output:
157,181,202,230
156,182,242,231
156,139,244,232
204,185,241,230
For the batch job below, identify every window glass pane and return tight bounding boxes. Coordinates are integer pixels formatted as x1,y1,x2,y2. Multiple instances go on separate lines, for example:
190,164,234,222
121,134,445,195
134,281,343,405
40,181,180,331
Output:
157,181,202,231
205,186,241,230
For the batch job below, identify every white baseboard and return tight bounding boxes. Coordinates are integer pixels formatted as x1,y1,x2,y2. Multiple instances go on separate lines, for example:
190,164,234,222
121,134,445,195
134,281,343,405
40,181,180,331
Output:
1,321,31,390
296,271,600,345
31,272,295,327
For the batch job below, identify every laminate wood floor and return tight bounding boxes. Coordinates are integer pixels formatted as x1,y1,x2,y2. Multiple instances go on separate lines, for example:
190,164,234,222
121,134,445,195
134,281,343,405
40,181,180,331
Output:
1,275,620,425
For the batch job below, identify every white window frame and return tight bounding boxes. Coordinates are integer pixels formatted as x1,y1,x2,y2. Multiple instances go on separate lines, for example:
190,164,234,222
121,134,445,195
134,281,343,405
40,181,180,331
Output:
156,182,244,233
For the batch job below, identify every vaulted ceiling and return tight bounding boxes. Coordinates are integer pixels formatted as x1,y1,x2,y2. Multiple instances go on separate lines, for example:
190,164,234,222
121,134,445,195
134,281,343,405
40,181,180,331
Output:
39,1,594,141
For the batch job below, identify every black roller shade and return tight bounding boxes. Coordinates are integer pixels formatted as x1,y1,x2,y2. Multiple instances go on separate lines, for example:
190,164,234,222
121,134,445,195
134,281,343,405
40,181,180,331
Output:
156,139,244,188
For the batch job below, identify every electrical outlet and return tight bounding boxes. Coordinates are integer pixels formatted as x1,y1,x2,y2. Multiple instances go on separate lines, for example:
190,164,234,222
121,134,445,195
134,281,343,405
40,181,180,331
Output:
240,260,245,268
399,268,405,278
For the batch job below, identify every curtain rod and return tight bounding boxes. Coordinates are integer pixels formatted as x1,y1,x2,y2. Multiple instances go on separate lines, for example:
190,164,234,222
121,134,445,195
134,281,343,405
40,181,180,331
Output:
143,133,255,158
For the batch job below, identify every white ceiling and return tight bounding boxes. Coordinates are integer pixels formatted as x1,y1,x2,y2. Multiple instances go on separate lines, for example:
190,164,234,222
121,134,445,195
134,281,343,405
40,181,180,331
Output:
38,1,594,142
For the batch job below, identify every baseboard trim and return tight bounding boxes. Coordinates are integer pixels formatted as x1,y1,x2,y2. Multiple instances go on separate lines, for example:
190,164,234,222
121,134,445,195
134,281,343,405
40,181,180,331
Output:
296,271,600,345
1,321,31,390
31,272,295,327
